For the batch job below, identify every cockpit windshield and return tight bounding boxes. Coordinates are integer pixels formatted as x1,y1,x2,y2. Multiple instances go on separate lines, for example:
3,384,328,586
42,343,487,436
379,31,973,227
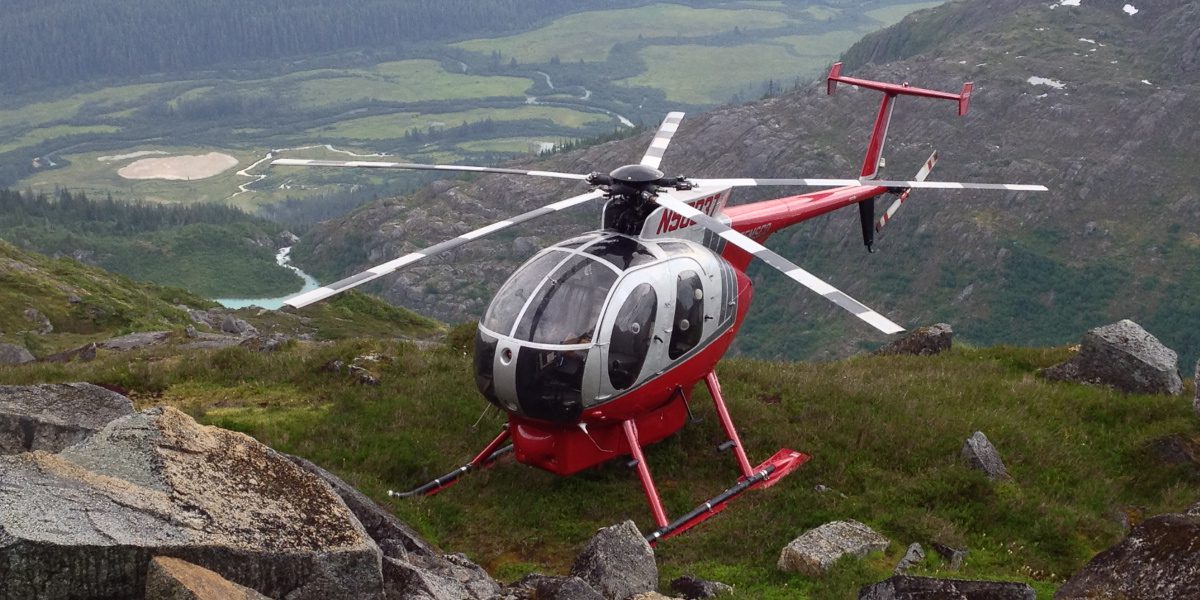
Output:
515,254,616,344
481,251,563,335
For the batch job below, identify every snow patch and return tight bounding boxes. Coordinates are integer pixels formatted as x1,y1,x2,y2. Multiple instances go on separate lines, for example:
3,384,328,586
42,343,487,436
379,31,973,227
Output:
1079,38,1097,44
1123,4,1138,15
1141,79,1153,86
1060,0,1081,6
1028,76,1066,89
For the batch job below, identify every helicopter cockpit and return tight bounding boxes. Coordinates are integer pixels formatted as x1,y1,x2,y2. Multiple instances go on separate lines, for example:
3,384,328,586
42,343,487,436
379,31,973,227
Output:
475,232,737,424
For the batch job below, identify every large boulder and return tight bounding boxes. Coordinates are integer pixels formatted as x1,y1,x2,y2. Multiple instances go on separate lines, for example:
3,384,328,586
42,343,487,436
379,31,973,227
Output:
961,431,1011,481
670,575,733,599
874,323,953,356
99,331,172,351
859,575,1035,599
509,574,606,600
0,342,35,365
570,520,658,600
0,382,134,454
145,556,270,600
1055,513,1200,599
778,520,889,576
1042,320,1182,395
0,406,383,599
383,553,501,600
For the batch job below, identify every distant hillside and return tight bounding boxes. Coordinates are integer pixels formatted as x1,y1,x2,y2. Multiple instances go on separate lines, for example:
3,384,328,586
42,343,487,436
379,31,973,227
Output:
295,0,1200,369
0,189,301,298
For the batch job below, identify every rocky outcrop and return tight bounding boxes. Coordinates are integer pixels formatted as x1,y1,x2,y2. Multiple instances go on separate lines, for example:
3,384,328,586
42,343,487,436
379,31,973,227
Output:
961,431,1011,481
670,575,733,599
570,520,657,600
221,316,257,336
1055,513,1200,599
874,323,953,356
0,382,134,454
0,406,383,599
42,341,98,363
1042,320,1182,395
0,342,35,365
859,575,1035,599
145,556,270,600
24,307,53,334
778,520,889,576
893,543,925,574
99,331,172,351
931,542,968,571
509,574,606,600
383,553,501,600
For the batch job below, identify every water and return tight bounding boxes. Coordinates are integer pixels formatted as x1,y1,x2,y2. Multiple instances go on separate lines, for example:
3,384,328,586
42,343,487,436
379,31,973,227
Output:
215,246,320,310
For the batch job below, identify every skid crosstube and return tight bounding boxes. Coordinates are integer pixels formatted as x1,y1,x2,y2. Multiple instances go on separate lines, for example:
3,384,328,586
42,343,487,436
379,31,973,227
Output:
387,427,512,499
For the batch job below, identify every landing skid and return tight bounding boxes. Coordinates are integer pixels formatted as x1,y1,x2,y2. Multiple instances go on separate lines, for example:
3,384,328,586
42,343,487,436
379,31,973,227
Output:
633,371,809,544
387,427,512,498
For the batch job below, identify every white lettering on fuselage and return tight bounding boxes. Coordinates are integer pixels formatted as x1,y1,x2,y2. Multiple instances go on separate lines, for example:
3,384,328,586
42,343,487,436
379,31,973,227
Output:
655,193,722,235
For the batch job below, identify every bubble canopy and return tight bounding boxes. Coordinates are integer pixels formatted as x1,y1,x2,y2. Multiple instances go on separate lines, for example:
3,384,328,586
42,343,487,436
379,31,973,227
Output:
481,234,656,345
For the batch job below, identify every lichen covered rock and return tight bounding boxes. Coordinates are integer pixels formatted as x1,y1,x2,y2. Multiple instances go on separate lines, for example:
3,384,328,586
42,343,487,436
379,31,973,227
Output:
0,382,134,455
778,520,889,576
1042,320,1182,395
1055,513,1200,599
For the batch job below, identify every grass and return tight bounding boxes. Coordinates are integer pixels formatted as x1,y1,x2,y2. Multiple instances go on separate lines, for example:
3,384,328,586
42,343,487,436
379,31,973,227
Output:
2,330,1193,598
290,60,531,106
617,43,822,104
452,3,794,64
0,125,122,154
308,106,611,140
865,1,947,26
0,82,171,132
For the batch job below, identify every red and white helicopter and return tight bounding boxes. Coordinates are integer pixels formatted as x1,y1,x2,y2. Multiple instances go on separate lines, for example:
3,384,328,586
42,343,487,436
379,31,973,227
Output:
274,63,1046,543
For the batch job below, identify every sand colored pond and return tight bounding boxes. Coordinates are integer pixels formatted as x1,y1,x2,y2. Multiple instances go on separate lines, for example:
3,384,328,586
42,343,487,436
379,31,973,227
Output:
118,152,238,180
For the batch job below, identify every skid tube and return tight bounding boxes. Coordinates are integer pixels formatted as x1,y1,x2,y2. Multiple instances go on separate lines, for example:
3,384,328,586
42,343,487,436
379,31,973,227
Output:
387,426,512,499
646,463,776,543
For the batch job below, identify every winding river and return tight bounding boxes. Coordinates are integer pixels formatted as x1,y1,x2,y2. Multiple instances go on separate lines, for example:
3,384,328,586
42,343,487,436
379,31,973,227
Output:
215,246,320,310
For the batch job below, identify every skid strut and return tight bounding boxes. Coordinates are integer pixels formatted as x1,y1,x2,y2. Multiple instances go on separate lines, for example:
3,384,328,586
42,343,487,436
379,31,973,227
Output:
627,371,810,544
388,426,512,498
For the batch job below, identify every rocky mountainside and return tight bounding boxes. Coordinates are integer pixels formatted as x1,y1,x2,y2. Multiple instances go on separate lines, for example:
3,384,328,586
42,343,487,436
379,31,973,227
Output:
295,0,1200,366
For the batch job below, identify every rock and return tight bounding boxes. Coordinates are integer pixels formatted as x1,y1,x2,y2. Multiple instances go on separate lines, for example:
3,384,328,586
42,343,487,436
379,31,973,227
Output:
1194,359,1199,418
99,331,172,351
893,543,925,574
570,520,657,600
1056,513,1200,599
931,542,968,571
145,556,270,600
778,520,890,576
23,307,52,334
383,553,502,600
0,342,35,365
670,575,734,598
631,594,681,600
239,334,290,353
859,575,1035,599
1041,319,1182,395
0,382,135,454
180,332,244,350
517,575,605,600
220,316,257,336
350,364,381,385
286,454,435,558
42,342,97,363
961,431,1011,481
0,406,383,599
185,325,198,338
1188,500,1200,516
874,323,952,356
67,293,82,304
279,230,301,246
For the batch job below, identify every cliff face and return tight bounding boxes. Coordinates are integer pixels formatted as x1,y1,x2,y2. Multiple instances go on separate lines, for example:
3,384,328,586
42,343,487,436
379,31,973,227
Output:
297,0,1200,364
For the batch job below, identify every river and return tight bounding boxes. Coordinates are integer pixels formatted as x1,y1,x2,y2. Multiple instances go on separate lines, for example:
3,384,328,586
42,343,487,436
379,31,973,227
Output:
215,246,320,310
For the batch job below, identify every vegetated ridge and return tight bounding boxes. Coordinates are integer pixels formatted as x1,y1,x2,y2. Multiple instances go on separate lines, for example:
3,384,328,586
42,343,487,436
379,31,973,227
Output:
295,0,1200,368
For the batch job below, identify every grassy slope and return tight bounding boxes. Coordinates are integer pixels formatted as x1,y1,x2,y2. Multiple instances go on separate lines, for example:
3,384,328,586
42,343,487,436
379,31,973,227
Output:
2,327,1193,598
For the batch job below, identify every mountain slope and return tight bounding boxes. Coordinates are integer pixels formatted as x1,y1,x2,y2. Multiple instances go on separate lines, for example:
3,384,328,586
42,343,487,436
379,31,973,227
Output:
296,0,1200,367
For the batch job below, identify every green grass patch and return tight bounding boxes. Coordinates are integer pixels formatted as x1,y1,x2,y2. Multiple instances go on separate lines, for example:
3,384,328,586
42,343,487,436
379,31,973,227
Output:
308,106,611,140
0,125,122,154
289,59,530,106
452,3,793,64
616,43,819,104
865,1,946,25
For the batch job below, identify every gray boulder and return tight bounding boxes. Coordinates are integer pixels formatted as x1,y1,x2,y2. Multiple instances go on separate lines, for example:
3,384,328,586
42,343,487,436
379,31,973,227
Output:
509,575,605,600
778,520,889,576
42,342,98,363
383,553,502,600
874,323,953,356
0,382,134,454
99,331,172,351
220,316,257,336
931,542,968,571
23,307,53,334
1042,320,1182,395
893,543,925,574
961,431,1011,481
670,575,733,598
0,406,383,599
145,556,270,600
0,342,35,365
859,575,1035,599
570,520,657,600
1056,513,1200,599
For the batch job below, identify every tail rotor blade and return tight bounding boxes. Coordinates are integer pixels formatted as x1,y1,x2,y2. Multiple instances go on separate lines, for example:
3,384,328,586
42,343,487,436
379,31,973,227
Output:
641,112,685,170
653,191,904,335
272,158,590,182
283,190,605,309
876,150,939,233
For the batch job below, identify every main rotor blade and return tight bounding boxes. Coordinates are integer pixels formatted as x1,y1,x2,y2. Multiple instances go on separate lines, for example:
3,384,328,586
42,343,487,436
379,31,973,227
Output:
689,177,1047,192
640,112,685,170
273,158,589,181
282,189,605,309
653,191,904,335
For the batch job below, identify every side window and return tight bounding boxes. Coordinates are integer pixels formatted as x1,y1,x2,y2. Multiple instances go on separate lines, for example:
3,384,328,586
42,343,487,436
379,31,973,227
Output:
609,283,656,390
669,271,704,359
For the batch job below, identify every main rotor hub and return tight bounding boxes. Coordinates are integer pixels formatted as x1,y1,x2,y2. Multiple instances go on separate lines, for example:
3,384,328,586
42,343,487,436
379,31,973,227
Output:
609,164,664,184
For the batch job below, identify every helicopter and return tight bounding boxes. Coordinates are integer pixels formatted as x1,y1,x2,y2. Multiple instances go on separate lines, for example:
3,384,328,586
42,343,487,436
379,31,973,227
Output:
273,63,1047,543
